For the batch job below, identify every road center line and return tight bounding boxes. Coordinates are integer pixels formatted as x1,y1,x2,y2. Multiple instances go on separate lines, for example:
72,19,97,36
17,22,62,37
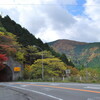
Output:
13,83,100,94
3,84,63,100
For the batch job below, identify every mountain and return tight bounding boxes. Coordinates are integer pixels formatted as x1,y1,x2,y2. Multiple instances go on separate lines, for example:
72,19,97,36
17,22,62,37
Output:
49,39,100,68
0,15,74,66
49,39,87,54
0,15,50,50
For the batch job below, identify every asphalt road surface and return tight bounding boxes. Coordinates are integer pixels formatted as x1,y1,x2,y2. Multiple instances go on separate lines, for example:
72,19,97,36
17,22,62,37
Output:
0,82,100,100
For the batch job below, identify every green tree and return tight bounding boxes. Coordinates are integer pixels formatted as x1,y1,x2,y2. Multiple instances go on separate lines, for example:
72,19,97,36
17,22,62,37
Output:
60,53,69,64
79,68,100,82
23,65,33,79
31,58,66,79
24,45,39,65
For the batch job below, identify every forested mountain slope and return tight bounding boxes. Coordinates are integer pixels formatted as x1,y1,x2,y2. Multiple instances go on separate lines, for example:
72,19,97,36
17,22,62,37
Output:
0,15,74,66
0,15,49,50
49,39,100,68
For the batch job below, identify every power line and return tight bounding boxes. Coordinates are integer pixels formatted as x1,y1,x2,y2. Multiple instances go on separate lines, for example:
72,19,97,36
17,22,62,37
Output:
0,4,100,6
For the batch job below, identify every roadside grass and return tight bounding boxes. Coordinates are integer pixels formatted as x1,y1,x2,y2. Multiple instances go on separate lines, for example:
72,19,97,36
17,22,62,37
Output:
16,77,100,84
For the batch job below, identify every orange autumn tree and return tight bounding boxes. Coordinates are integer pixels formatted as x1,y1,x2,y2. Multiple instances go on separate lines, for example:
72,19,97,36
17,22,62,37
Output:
0,54,8,71
66,66,79,76
0,31,18,55
0,29,20,70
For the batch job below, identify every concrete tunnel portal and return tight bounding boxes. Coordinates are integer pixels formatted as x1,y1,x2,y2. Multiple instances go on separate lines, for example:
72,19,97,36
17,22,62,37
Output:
0,56,23,82
0,65,13,82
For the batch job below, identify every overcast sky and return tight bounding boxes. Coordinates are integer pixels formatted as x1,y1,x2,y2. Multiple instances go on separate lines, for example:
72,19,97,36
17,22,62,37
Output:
0,0,100,43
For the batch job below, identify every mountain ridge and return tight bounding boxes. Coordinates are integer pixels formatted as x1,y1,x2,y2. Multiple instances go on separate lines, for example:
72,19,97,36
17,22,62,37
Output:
49,39,87,54
48,39,100,68
0,15,75,66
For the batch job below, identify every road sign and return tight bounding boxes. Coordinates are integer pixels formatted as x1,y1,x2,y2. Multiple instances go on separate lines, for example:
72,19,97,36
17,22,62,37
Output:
14,67,21,72
65,69,71,74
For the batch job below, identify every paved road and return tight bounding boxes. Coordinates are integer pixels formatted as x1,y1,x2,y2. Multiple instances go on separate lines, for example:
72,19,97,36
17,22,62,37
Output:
0,85,28,100
0,82,100,100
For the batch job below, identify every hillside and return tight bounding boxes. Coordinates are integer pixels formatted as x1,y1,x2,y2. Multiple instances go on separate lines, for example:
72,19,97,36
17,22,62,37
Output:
0,15,100,82
0,15,49,50
49,39,87,54
0,17,76,80
49,39,100,68
0,15,74,66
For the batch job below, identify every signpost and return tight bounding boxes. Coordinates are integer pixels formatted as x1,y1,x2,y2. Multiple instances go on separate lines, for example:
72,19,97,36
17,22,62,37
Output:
65,69,71,77
65,69,71,74
14,67,21,72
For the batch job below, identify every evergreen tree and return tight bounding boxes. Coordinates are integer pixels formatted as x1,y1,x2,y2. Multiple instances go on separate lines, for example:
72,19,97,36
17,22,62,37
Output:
60,53,69,64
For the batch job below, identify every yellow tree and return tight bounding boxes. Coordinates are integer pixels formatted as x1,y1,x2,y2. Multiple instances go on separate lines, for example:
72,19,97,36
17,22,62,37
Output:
31,58,66,79
79,68,100,81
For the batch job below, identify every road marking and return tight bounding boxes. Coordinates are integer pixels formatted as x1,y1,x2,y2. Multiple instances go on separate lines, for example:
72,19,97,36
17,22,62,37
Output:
87,97,100,100
12,83,100,94
3,84,63,100
20,85,27,87
84,86,100,90
44,88,53,91
87,98,93,100
50,83,60,86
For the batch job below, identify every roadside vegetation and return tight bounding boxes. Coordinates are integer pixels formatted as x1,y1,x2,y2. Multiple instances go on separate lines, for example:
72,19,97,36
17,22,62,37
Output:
0,15,100,83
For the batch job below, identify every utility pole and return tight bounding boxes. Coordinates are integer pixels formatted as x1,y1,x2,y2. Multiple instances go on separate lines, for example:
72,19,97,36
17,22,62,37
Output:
84,62,88,81
33,45,44,80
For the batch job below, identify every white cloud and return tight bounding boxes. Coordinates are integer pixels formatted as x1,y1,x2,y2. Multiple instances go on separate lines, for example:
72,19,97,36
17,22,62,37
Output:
57,0,77,5
69,0,100,42
84,0,100,21
0,0,14,4
0,0,100,43
36,28,60,42
41,5,76,30
65,16,100,42
56,0,100,43
0,0,77,5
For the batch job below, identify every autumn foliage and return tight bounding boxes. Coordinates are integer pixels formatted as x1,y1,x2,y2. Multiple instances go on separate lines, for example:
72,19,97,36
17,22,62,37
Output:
0,54,8,71
0,54,8,62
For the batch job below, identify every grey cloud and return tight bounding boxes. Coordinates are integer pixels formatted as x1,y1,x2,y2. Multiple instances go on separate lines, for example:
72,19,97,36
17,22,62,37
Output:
15,5,47,34
18,5,76,35
41,5,76,30
24,14,46,34
0,0,100,43
67,18,100,42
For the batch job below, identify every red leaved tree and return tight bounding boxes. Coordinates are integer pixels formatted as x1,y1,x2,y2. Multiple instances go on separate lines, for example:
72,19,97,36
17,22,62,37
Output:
0,54,8,71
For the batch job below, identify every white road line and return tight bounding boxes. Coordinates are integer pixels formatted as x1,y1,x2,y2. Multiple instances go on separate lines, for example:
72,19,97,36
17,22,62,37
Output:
44,88,53,91
50,83,60,86
20,85,28,87
3,84,63,100
84,86,100,89
87,97,100,100
87,98,93,100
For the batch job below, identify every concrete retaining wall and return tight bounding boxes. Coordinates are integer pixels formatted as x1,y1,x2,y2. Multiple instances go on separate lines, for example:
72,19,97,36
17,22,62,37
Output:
6,56,23,81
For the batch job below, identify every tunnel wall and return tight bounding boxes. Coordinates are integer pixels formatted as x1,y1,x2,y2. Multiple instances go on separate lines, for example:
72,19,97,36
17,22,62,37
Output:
6,56,23,81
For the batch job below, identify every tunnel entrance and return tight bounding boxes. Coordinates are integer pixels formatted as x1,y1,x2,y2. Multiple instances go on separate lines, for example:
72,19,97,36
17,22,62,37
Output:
0,65,13,82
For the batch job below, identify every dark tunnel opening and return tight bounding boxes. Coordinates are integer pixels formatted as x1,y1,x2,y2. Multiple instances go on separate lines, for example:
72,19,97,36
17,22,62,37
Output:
0,65,13,82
